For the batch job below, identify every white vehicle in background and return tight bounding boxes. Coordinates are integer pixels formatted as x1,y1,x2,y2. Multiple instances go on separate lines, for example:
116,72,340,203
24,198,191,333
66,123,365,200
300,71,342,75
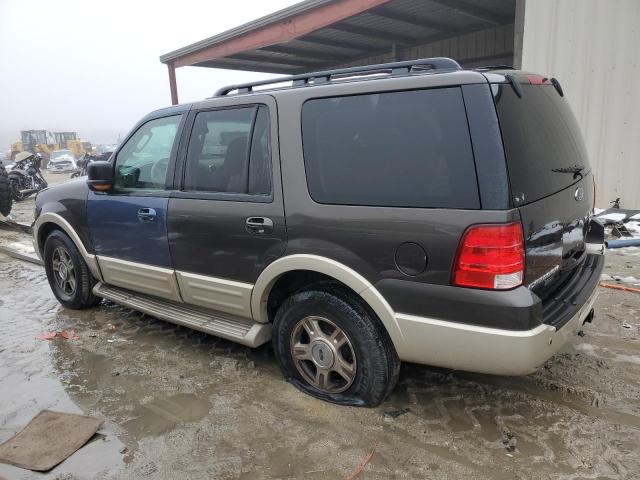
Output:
48,149,77,172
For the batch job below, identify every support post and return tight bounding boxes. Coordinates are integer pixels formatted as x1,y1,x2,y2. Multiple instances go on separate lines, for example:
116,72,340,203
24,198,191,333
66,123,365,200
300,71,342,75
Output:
513,0,526,69
167,62,178,105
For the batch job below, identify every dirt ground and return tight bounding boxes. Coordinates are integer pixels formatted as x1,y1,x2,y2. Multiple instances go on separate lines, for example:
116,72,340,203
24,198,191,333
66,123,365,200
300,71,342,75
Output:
1,173,639,480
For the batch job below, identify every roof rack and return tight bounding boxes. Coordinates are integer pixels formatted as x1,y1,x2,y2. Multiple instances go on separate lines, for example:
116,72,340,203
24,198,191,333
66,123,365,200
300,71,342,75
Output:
214,57,461,96
474,65,516,71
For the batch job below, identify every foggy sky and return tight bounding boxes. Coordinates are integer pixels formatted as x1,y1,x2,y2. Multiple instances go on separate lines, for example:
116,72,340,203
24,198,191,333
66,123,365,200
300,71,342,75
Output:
0,0,299,151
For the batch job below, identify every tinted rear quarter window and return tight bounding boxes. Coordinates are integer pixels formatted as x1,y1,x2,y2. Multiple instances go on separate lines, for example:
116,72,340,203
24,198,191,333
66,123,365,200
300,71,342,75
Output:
301,87,479,209
495,84,590,204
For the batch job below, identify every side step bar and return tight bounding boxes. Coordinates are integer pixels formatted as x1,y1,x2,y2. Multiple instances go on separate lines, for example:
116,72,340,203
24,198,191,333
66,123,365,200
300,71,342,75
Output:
93,283,271,347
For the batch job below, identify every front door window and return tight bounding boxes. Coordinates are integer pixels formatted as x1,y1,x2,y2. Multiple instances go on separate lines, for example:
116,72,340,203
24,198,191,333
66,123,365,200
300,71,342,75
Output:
114,115,182,191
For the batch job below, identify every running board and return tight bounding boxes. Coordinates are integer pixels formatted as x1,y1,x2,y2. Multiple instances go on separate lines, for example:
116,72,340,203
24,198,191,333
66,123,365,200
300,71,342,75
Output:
93,283,271,347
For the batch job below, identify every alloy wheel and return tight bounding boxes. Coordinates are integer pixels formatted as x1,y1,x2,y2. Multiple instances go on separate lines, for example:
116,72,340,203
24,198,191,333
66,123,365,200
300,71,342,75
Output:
51,246,76,296
290,316,357,394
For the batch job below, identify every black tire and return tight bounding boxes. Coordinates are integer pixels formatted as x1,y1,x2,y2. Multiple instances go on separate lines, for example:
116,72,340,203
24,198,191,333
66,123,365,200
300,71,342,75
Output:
272,288,400,407
8,176,22,202
0,167,11,216
44,230,101,309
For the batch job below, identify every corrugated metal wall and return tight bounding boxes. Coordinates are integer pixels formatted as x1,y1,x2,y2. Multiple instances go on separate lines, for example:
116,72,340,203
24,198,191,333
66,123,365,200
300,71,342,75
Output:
521,0,640,208
339,24,514,69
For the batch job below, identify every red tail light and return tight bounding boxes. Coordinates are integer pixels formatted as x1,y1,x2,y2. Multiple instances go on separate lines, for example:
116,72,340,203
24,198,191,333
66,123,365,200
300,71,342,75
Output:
527,75,551,85
453,222,525,290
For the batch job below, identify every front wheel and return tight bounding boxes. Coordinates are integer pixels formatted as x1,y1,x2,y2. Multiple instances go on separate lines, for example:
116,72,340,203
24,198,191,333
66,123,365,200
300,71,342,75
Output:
44,230,101,309
272,288,400,407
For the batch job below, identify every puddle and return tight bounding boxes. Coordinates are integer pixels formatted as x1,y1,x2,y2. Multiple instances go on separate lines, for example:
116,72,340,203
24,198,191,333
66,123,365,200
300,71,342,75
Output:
123,393,210,437
0,347,125,480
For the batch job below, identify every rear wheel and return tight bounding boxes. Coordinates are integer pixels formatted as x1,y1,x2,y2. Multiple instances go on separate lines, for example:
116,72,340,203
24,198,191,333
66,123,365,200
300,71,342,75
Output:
0,167,11,216
44,230,101,309
273,288,400,407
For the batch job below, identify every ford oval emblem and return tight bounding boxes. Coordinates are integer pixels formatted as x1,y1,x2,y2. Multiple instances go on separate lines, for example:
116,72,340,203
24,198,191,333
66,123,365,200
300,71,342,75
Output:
574,187,585,202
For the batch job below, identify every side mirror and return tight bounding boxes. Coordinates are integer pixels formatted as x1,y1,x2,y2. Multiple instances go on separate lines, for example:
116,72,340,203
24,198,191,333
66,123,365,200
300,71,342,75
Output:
87,161,114,192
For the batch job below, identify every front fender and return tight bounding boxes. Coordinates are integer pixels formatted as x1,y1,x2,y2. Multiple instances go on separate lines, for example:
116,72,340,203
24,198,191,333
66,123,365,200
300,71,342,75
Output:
33,178,101,280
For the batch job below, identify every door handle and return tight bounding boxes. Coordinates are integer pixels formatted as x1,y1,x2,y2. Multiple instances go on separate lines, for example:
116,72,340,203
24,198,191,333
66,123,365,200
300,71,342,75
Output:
246,217,273,234
137,208,157,222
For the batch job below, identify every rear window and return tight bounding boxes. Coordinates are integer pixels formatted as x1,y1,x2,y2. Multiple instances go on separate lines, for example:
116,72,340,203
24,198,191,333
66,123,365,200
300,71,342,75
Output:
495,84,590,204
301,87,479,209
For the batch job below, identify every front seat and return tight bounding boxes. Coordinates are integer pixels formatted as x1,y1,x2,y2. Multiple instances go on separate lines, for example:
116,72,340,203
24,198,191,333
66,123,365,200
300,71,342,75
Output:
210,136,248,193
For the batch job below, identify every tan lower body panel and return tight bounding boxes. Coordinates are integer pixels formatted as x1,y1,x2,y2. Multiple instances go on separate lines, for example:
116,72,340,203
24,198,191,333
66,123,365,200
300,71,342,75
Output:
97,256,181,302
93,283,271,347
394,289,599,375
176,271,253,319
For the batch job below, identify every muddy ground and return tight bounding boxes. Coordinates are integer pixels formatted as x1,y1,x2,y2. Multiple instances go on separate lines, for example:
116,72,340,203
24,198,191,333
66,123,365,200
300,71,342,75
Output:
0,173,639,479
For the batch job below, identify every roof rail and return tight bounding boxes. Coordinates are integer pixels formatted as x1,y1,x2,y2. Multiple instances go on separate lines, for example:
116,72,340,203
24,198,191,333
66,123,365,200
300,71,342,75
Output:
474,65,516,71
214,57,461,96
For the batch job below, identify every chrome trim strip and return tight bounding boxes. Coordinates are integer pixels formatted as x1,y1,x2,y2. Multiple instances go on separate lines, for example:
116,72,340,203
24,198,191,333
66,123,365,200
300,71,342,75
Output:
176,271,253,319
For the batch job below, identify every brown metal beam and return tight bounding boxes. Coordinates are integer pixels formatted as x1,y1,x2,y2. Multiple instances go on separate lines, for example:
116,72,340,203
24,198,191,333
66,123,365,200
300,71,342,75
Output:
329,22,417,45
172,0,392,68
370,6,456,33
428,0,512,26
167,62,178,105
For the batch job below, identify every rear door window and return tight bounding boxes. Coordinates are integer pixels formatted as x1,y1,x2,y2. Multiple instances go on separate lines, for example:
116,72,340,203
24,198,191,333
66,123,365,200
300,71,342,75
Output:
495,84,590,204
183,106,272,196
301,87,479,209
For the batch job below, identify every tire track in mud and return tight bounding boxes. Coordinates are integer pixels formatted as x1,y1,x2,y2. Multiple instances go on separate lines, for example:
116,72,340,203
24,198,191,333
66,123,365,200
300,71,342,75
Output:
389,366,640,479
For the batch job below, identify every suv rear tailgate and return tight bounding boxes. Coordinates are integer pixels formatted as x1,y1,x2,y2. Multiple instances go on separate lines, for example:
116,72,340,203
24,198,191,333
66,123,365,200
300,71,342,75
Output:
517,175,593,290
493,76,604,319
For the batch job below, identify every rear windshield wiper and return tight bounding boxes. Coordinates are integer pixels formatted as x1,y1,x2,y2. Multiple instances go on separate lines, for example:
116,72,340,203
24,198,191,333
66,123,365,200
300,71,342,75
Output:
551,164,585,179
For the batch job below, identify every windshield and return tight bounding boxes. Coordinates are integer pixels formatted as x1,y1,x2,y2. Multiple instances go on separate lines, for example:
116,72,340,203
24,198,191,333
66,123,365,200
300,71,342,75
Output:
494,84,590,205
51,150,72,159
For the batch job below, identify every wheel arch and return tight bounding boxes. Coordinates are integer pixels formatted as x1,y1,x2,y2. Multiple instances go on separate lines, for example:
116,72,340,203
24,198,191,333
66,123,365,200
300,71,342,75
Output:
33,212,103,281
251,254,407,353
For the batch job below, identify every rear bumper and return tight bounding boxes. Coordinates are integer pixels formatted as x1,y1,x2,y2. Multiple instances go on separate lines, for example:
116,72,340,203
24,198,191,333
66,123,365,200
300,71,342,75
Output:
394,286,598,375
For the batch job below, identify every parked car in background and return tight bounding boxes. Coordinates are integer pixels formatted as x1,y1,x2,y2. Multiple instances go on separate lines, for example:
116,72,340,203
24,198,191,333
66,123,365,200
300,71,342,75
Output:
33,58,605,407
48,149,77,172
95,144,117,156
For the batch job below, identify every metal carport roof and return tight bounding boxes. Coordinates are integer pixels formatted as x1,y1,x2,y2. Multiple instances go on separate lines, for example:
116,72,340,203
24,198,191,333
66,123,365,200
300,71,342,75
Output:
160,0,516,103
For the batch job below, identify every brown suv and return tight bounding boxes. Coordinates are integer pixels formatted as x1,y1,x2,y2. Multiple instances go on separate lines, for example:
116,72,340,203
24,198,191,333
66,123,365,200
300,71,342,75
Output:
33,58,605,406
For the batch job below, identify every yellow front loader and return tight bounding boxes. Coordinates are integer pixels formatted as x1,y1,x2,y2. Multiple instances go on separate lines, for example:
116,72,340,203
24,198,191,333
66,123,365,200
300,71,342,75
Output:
67,140,92,158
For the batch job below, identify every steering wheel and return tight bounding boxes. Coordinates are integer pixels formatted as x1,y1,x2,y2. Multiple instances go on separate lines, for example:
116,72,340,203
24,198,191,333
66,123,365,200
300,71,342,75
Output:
150,158,169,185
